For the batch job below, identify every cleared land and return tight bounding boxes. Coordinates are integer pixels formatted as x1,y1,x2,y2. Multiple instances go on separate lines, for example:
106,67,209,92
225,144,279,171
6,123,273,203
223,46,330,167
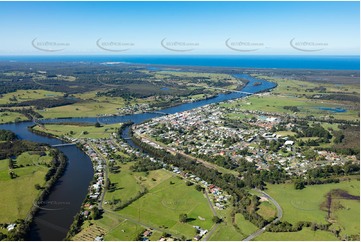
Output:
117,175,215,239
33,123,122,139
264,178,359,240
0,152,52,223
222,74,359,121
81,167,215,240
208,209,258,241
256,227,339,241
0,111,28,124
0,89,63,105
257,200,277,220
38,101,125,119
104,163,173,209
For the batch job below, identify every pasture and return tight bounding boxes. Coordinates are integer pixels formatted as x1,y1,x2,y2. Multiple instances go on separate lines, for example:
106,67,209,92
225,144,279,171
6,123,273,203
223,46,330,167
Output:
0,111,28,124
256,227,338,241
118,175,215,239
33,123,121,139
38,101,125,118
265,178,359,238
0,89,63,105
0,152,52,223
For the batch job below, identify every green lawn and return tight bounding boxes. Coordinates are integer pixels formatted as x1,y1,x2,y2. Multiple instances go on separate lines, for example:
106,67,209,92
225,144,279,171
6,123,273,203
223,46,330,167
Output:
265,179,359,234
256,227,339,241
33,123,122,139
118,176,215,239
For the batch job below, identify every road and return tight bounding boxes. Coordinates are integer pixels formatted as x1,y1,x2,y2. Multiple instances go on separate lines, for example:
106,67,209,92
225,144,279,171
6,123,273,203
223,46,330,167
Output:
202,189,218,241
243,189,283,241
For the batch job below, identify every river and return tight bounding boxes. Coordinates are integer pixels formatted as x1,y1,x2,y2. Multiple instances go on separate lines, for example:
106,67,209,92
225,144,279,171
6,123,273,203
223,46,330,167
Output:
0,74,275,240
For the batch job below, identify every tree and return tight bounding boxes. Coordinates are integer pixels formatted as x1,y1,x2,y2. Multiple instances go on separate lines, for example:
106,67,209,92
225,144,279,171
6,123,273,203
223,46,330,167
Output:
195,184,203,191
212,216,222,223
34,184,42,190
95,122,101,128
294,180,305,190
179,213,188,223
91,207,101,220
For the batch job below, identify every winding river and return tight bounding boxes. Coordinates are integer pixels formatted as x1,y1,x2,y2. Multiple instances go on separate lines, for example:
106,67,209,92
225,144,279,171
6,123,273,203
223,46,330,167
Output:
0,74,276,240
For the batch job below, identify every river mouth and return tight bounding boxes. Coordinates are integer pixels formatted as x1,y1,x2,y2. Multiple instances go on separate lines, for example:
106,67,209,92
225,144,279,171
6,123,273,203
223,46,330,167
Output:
0,74,275,240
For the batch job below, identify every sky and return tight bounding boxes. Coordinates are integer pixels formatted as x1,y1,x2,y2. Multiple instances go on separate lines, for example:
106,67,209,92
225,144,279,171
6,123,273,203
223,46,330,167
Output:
0,1,359,55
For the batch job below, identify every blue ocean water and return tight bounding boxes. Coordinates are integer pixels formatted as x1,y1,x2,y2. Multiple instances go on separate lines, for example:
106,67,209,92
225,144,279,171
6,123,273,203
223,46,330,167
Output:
0,55,359,70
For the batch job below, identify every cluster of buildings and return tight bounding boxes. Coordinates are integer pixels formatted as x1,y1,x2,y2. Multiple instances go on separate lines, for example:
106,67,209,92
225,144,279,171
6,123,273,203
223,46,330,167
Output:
133,100,357,178
208,184,230,210
82,142,107,202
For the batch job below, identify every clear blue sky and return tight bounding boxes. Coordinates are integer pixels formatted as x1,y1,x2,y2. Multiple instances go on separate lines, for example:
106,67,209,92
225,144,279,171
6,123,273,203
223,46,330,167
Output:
0,1,359,55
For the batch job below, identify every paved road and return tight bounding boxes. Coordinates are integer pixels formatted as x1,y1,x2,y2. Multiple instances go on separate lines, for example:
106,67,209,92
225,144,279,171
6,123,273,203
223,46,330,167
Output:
202,189,218,241
243,189,283,241
203,223,220,241
205,189,217,216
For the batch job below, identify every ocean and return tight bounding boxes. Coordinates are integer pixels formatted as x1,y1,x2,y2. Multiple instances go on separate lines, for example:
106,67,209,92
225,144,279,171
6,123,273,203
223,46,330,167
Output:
0,55,359,70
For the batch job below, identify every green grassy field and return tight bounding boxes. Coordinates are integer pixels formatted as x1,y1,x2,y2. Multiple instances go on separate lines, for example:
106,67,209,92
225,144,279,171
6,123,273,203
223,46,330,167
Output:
0,111,28,124
104,219,145,241
38,101,125,118
228,94,358,121
256,227,339,241
118,175,215,239
265,179,359,233
105,165,143,208
0,152,52,223
208,209,258,241
330,199,360,237
15,151,53,167
0,89,64,105
257,201,277,220
33,123,121,139
86,167,214,240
